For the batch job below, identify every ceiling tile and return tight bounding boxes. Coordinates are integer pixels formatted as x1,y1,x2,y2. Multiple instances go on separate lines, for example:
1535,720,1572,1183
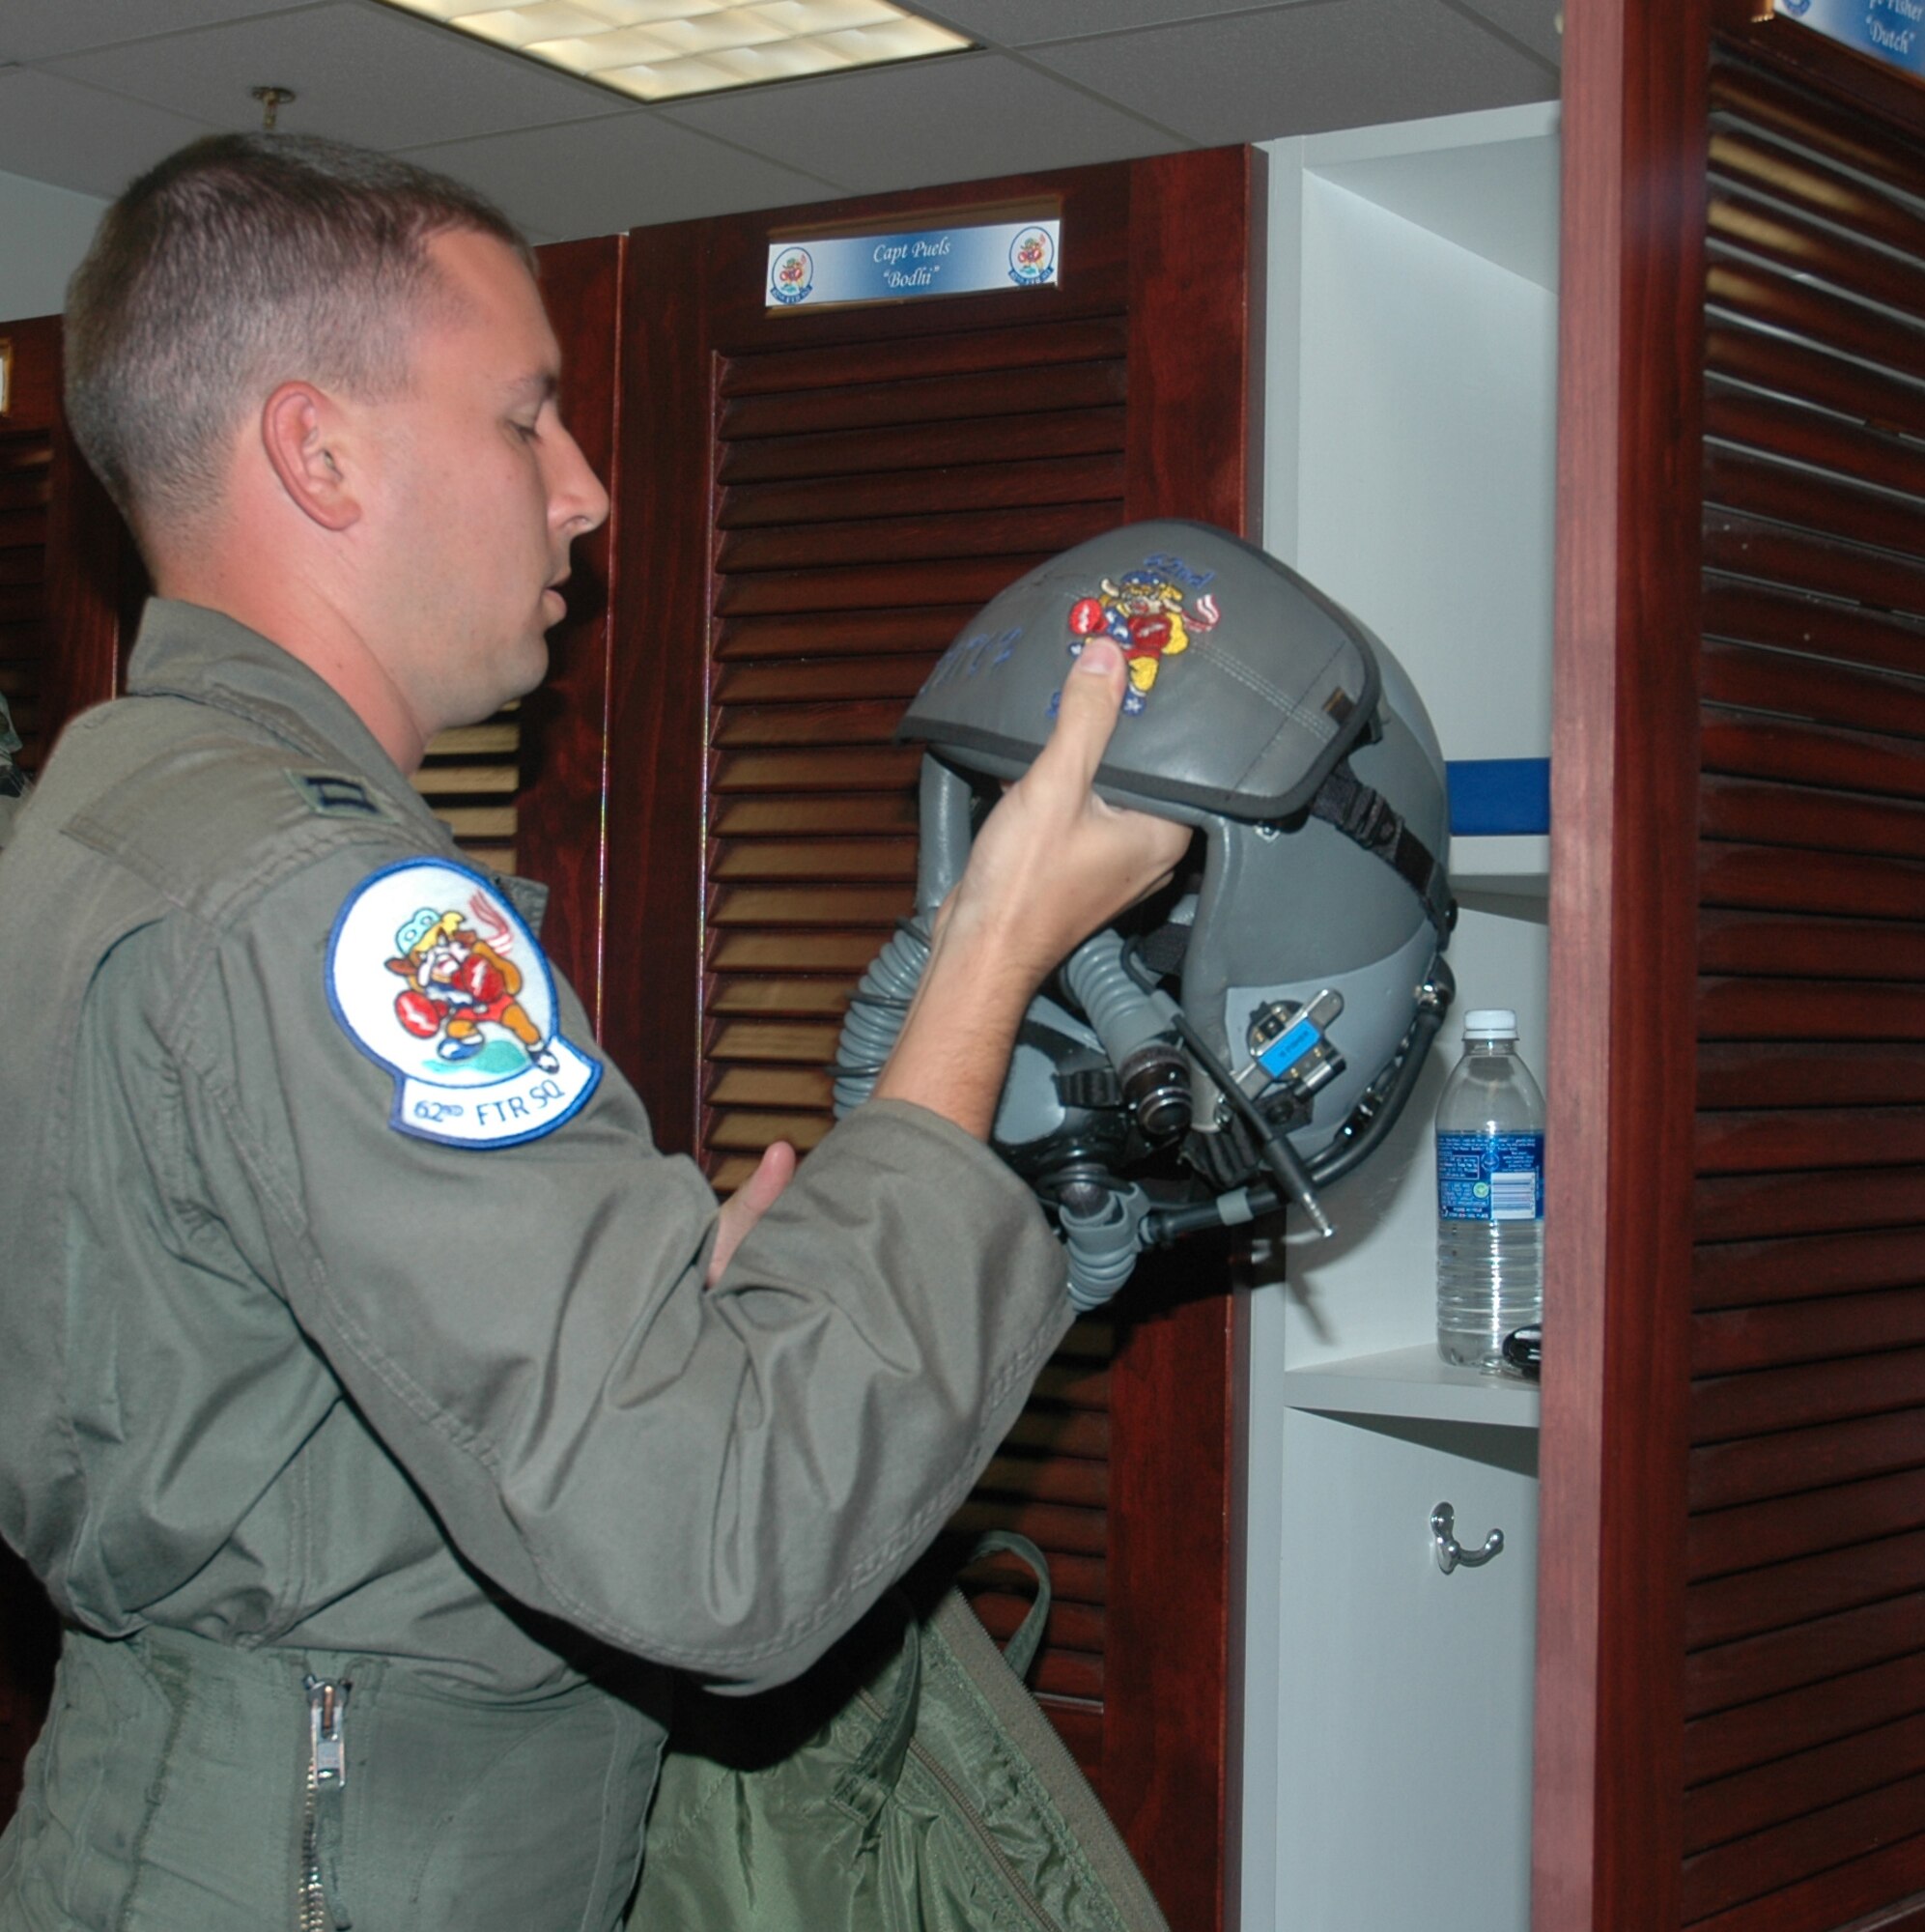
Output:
1025,0,1555,145
39,1,615,151
0,0,319,66
403,114,838,240
914,0,1316,48
1444,0,1563,68
662,49,1185,196
0,66,220,198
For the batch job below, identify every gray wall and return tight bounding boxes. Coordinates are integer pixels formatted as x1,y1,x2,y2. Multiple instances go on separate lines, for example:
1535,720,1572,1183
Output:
0,168,105,323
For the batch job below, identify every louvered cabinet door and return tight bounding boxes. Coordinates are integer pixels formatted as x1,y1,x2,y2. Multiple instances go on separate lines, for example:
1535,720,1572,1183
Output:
1684,52,1925,1932
606,150,1257,1932
1539,6,1925,1928
0,313,129,1829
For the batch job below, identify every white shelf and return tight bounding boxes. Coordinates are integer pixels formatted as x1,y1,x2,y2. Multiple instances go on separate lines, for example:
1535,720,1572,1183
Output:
1281,1344,1541,1429
1452,834,1548,899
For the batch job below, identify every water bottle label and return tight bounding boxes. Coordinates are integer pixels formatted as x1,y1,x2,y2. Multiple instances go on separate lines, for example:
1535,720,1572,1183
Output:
1437,1131,1543,1222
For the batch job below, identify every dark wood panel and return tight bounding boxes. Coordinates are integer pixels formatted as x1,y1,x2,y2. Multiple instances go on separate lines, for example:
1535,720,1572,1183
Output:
974,1452,1110,1511
1697,1102,1925,1172
1706,382,1925,514
1699,1043,1925,1113
1700,912,1925,981
708,930,887,973
709,838,917,882
705,1017,842,1063
705,1065,835,1110
1002,1408,1110,1465
970,1589,1106,1657
1705,512,1925,622
1685,1707,1925,1860
1531,6,1710,1926
710,977,859,1018
715,554,1048,616
1709,126,1925,278
1709,187,1925,333
1688,1643,1925,1787
1700,713,1925,809
1683,1832,1925,1932
1687,1464,1925,1581
1702,777,1925,862
1684,1523,1925,1649
718,500,1113,573
1704,448,1925,567
1702,641,1925,746
1700,842,1925,922
1691,1410,1925,1514
719,360,1127,441
713,746,923,792
720,453,1128,530
1712,52,1925,212
715,655,931,706
711,793,920,837
1707,322,1925,444
719,317,1130,397
703,1108,831,1153
715,608,973,661
1685,1587,1925,1719
1683,1770,1925,1923
949,1497,1108,1558
1703,581,1925,685
708,883,909,927
718,407,1129,486
1695,1345,1925,1445
1695,1168,1925,1244
1697,1224,1925,1315
712,698,907,749
1694,1289,1925,1373
1708,257,1925,397
1697,982,1925,1042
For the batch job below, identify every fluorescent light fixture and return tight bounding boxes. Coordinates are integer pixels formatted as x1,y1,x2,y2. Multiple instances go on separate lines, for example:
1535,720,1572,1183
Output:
382,0,973,102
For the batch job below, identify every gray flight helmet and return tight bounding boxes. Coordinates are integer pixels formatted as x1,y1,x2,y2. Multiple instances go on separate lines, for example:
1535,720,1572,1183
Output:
893,521,1455,1203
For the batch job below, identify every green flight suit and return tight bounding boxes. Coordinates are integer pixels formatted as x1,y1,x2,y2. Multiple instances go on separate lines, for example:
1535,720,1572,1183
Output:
0,601,1071,1930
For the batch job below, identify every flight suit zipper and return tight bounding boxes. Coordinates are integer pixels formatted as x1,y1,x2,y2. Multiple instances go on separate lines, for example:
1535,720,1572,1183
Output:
300,1674,350,1931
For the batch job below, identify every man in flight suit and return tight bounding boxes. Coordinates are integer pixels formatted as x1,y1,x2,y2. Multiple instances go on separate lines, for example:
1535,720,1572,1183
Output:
0,135,1186,1930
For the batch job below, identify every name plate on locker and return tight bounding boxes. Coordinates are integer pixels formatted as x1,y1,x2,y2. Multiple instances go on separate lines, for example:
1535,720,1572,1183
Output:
766,219,1060,309
1769,0,1925,79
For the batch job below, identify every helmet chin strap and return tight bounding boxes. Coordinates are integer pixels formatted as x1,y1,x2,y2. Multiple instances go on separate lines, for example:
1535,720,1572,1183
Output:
1308,760,1457,941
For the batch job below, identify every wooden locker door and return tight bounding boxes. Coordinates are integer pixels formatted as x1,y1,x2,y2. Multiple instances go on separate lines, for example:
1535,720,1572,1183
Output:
603,148,1260,1932
0,311,132,1829
1539,5,1925,1928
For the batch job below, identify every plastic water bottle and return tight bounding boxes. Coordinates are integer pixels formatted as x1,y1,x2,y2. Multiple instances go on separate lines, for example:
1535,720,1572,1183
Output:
1435,1009,1544,1372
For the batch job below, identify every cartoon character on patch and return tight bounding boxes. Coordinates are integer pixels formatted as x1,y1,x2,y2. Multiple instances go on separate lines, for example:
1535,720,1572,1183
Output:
387,898,559,1073
1066,568,1221,715
327,858,600,1148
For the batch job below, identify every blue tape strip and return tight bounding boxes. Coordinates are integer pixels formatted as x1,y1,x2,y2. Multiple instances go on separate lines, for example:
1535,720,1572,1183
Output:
1445,759,1550,837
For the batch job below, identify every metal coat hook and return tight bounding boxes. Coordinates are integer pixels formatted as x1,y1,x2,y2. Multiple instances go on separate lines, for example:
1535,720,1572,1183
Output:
251,86,296,132
1431,1501,1503,1575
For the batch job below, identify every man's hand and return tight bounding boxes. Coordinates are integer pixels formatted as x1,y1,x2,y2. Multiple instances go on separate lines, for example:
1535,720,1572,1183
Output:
708,1139,797,1286
939,637,1191,980
873,638,1191,1139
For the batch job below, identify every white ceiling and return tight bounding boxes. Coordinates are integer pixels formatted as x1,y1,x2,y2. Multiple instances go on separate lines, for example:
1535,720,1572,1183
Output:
0,0,1561,243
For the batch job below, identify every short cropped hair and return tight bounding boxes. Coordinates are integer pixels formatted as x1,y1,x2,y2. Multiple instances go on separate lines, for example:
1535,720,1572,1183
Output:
65,133,530,545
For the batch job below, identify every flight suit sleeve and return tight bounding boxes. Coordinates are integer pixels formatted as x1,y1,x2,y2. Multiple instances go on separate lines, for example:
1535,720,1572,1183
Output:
166,843,1072,1690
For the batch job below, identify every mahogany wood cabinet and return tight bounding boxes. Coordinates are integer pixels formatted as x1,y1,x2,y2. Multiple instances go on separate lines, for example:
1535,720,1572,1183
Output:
1540,6,1925,1930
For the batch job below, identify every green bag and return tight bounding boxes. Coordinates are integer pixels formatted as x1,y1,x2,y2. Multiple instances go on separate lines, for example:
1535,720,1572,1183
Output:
632,1535,1170,1931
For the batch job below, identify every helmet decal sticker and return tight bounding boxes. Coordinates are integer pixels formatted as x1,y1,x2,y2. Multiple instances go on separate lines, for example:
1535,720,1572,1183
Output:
326,858,601,1149
1059,552,1222,717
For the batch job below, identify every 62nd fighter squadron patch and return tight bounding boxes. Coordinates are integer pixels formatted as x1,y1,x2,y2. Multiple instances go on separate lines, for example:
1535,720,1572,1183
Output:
326,858,601,1148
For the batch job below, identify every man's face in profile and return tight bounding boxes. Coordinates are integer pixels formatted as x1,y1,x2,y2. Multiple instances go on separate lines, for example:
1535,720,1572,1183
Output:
364,229,609,734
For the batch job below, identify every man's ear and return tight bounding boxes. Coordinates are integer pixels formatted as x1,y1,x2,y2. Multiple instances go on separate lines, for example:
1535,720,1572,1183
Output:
260,382,361,531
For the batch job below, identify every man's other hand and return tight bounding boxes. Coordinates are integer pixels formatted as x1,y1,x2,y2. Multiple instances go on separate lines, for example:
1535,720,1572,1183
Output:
708,1140,797,1285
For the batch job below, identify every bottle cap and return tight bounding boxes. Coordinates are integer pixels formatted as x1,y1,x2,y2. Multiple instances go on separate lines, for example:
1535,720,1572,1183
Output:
1463,1009,1517,1038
